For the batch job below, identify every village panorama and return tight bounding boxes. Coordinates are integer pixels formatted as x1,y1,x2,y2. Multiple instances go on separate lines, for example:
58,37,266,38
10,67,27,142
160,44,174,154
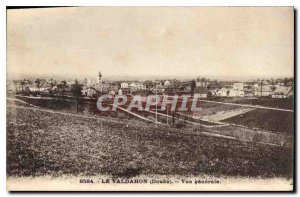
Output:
7,70,294,182
7,71,294,113
6,7,294,191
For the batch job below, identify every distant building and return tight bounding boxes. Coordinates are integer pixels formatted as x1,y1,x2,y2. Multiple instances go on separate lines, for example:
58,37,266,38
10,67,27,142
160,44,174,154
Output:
152,84,165,94
243,89,254,97
121,88,132,95
229,89,244,97
196,81,210,88
254,85,274,97
228,83,244,97
121,82,129,88
81,69,105,97
136,82,146,90
101,83,114,93
164,80,171,87
118,88,123,95
39,82,51,92
82,87,97,97
208,89,219,97
218,87,229,97
228,82,255,97
81,85,89,96
109,90,116,96
272,86,293,98
94,83,103,92
129,83,137,91
25,84,38,92
194,87,208,98
97,70,102,84
154,81,162,86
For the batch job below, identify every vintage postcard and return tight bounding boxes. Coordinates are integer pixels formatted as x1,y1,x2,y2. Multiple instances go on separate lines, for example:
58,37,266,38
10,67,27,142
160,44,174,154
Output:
6,7,294,191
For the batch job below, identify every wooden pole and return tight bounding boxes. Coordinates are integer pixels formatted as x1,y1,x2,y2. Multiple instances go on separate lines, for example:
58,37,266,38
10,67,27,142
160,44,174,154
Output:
156,89,158,127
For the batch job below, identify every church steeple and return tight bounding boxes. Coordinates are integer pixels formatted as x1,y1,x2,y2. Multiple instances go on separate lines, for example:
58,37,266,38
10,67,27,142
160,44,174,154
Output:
97,69,102,84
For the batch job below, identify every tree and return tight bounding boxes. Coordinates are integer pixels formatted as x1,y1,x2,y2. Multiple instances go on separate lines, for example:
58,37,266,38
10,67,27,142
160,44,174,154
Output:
49,79,56,96
50,81,55,89
84,78,88,85
71,80,83,112
207,84,211,90
190,79,196,96
172,79,181,88
35,79,42,91
213,80,219,88
57,80,67,101
144,80,154,89
20,80,26,92
283,77,289,86
259,80,264,99
270,78,276,92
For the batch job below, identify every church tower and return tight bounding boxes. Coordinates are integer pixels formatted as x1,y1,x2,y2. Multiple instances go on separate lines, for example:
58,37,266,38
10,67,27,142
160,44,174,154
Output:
97,70,102,84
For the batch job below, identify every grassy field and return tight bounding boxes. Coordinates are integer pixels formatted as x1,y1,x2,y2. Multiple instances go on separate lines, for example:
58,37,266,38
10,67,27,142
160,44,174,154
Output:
194,97,294,134
233,98,294,110
223,109,294,134
7,104,293,178
207,97,294,110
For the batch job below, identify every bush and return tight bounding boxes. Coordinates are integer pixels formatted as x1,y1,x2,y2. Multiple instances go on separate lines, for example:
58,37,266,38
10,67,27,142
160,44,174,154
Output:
174,120,186,128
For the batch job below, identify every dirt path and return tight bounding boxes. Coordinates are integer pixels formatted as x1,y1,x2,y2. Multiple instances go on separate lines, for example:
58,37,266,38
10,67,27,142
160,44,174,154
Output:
202,108,254,122
7,97,41,108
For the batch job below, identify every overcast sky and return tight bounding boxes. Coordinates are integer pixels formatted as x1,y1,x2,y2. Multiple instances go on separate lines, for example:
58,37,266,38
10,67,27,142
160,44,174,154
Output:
7,7,294,80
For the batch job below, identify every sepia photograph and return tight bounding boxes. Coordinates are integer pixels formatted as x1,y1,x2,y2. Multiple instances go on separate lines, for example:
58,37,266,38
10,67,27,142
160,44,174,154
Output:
6,6,294,191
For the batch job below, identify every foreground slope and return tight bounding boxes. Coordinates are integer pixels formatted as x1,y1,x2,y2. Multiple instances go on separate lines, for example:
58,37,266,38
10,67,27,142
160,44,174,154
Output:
7,105,293,178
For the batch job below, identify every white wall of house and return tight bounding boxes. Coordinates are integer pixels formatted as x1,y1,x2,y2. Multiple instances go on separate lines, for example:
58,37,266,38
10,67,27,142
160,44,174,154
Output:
209,89,219,96
218,88,228,97
84,88,96,97
272,94,287,99
121,82,128,88
118,89,123,95
244,91,254,97
164,81,170,87
136,83,146,89
229,89,244,97
254,90,272,96
28,86,39,92
129,83,137,91
194,93,207,98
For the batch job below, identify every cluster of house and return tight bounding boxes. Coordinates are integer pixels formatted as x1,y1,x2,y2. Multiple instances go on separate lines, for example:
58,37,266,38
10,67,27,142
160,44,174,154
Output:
7,71,294,99
7,79,57,93
209,82,293,98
